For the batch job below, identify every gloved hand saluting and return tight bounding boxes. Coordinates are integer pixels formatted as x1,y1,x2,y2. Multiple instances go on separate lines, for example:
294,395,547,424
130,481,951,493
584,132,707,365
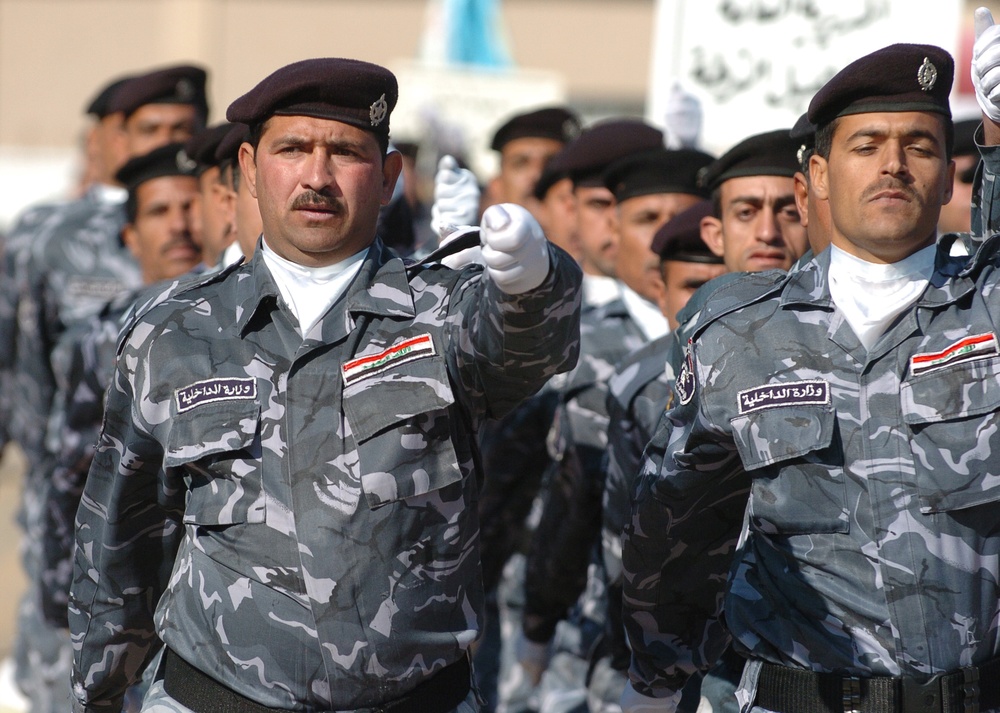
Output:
973,7,1000,123
431,155,480,239
480,203,550,295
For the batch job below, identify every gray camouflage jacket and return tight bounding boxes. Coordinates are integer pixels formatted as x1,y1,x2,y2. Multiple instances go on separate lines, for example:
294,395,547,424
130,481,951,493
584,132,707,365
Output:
623,236,1000,699
70,237,581,712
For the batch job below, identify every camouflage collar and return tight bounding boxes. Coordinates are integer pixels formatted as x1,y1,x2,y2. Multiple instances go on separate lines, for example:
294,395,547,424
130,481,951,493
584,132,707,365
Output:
780,242,976,310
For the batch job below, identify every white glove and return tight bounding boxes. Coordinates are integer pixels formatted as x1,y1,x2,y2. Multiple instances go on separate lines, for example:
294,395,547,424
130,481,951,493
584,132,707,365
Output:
620,681,681,713
480,203,551,295
514,631,551,687
431,155,480,239
662,82,703,150
973,7,1000,123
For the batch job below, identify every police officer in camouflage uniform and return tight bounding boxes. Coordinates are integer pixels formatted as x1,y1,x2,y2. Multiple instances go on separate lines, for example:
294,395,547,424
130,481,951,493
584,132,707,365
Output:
69,57,582,713
10,65,207,713
42,142,203,630
521,145,713,713
622,42,1000,713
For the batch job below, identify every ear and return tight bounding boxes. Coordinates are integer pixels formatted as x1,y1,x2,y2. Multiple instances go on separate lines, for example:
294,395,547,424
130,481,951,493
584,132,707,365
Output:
381,150,403,205
122,223,140,259
942,158,956,205
700,215,725,258
793,172,810,229
238,143,258,199
809,153,829,201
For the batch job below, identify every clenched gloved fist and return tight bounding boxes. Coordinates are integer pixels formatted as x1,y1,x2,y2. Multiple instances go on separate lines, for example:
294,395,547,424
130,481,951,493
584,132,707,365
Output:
973,7,1000,123
662,81,703,150
480,203,550,295
431,155,480,239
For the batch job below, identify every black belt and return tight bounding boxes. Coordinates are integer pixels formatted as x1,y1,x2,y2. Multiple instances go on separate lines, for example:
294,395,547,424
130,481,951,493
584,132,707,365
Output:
754,658,1000,713
163,646,471,713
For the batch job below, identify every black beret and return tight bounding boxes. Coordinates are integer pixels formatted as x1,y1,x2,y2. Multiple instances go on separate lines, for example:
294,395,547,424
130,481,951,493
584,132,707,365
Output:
227,58,398,137
183,123,235,173
807,44,953,129
215,123,250,165
532,163,570,201
556,119,665,187
791,113,817,172
109,65,209,120
698,129,799,192
651,200,721,263
602,148,714,202
85,76,133,118
953,118,980,157
115,142,198,194
490,106,581,152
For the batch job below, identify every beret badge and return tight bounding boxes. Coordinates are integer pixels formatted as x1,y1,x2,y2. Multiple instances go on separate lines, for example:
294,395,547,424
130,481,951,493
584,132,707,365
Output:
917,57,937,92
370,93,388,127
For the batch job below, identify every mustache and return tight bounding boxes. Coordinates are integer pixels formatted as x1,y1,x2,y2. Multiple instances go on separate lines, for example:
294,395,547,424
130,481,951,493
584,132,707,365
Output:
291,191,342,211
159,234,198,255
861,178,918,202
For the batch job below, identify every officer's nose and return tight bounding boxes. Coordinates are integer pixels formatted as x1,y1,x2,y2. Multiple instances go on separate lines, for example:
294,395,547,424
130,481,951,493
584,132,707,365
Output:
303,150,335,191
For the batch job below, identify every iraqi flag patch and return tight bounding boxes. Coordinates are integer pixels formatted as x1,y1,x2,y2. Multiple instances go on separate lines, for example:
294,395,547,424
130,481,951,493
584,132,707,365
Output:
342,334,436,387
910,332,999,377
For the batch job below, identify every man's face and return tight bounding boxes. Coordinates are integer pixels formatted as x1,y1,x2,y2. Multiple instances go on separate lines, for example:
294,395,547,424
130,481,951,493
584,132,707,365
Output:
937,152,976,234
123,175,202,284
574,185,617,277
121,103,201,159
93,112,129,183
498,137,564,210
811,111,954,263
241,115,401,267
658,259,728,330
195,166,235,267
702,175,807,272
536,177,580,260
235,165,263,259
616,192,703,303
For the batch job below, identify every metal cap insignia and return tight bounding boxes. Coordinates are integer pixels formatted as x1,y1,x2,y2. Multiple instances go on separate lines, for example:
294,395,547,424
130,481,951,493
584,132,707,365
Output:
917,57,937,92
175,78,195,101
370,93,388,127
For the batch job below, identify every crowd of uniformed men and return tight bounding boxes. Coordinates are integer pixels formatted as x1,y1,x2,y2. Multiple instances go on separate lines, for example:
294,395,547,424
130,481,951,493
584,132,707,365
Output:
5,6,1000,713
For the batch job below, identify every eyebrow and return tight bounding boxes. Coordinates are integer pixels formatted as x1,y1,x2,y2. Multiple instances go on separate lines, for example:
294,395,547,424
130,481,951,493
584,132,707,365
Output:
845,127,942,146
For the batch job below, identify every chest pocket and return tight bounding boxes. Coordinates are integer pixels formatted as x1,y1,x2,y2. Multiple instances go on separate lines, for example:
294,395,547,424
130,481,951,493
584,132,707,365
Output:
163,398,263,525
342,352,461,510
731,404,848,535
901,355,1000,513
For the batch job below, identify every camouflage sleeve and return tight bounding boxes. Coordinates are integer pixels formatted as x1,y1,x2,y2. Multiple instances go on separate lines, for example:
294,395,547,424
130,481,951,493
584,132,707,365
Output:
41,320,111,628
68,327,184,713
450,244,582,421
621,343,748,700
973,123,1000,239
522,388,605,643
478,390,557,593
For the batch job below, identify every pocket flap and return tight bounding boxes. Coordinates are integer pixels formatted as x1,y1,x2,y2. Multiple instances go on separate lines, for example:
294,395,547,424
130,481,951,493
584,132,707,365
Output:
731,404,835,471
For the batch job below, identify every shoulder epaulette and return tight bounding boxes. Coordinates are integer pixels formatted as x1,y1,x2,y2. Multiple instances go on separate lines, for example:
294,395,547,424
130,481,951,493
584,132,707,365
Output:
116,259,244,355
689,269,790,342
404,228,481,274
960,231,1000,277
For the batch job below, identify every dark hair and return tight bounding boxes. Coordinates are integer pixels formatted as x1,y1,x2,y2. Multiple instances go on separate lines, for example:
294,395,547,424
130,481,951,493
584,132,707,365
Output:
247,119,390,159
815,114,954,160
711,186,723,219
124,190,139,223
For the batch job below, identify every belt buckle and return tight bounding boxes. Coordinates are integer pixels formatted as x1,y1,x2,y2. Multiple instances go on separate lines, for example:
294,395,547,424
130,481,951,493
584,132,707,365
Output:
900,673,943,713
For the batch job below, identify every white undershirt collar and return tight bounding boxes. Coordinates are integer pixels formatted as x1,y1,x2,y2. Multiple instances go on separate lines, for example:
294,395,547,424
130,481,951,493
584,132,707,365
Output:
260,238,368,337
828,243,935,350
